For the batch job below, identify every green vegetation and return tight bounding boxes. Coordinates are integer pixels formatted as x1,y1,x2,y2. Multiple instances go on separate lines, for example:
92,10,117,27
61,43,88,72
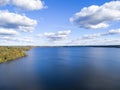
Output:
0,46,31,63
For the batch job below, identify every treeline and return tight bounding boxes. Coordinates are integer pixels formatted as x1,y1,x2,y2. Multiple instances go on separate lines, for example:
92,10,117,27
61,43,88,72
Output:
0,46,31,63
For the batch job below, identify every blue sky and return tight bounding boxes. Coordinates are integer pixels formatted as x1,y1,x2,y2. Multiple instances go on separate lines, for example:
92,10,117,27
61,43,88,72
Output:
0,0,120,46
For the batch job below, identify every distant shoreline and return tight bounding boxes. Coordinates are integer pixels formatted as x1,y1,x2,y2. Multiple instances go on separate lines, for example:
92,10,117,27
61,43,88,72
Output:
34,45,120,48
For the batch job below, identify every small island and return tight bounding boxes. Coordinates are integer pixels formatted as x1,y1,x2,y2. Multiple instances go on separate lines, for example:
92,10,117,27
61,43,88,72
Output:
0,46,31,63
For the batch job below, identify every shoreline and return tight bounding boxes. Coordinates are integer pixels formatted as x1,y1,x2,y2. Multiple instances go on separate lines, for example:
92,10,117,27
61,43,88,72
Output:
0,46,31,64
34,45,120,48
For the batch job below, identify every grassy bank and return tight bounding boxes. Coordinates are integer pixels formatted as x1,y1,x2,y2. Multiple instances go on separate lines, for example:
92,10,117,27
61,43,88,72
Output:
0,46,31,63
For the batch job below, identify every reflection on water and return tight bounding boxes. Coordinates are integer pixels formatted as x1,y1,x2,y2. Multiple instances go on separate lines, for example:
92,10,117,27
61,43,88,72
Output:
0,47,120,90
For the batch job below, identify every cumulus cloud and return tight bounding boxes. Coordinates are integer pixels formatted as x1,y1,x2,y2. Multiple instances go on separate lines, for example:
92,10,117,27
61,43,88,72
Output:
44,30,71,41
0,0,46,10
0,10,37,32
12,0,46,10
0,28,19,35
70,1,120,29
0,0,9,6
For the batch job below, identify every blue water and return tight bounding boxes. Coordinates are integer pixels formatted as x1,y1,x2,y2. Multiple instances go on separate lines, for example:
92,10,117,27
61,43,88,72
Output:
0,47,120,90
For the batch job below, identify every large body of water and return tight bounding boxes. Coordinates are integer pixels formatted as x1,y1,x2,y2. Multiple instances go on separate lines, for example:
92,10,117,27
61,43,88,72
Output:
0,47,120,90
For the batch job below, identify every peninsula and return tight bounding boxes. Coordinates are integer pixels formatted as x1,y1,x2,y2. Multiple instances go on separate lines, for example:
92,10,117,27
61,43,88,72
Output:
0,46,31,63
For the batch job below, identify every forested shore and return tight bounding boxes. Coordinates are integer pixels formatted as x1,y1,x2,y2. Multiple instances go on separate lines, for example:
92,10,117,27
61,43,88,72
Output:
0,46,31,63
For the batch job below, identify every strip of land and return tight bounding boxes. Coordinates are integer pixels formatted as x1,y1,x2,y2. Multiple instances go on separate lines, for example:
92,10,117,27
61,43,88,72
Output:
0,46,31,63
37,45,120,48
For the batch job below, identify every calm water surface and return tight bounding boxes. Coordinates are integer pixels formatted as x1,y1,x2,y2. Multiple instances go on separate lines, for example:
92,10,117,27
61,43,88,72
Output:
0,47,120,90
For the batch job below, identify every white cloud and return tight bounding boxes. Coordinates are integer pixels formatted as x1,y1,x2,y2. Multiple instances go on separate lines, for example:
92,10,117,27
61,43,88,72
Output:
68,38,120,46
37,34,43,37
70,1,120,29
75,28,120,40
44,30,71,41
89,39,120,45
0,0,9,6
0,28,19,35
17,37,34,42
0,10,37,32
82,33,103,39
108,29,120,34
19,26,35,32
12,0,46,10
0,0,46,11
66,29,120,45
37,29,120,45
0,36,34,43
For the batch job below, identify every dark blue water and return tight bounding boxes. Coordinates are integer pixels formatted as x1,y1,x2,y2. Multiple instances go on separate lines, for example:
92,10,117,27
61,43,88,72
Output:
0,47,120,90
